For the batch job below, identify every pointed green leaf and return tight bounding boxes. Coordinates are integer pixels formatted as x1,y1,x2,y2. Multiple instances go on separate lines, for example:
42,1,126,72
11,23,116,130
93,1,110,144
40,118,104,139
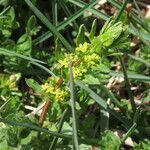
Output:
89,19,97,41
76,24,85,46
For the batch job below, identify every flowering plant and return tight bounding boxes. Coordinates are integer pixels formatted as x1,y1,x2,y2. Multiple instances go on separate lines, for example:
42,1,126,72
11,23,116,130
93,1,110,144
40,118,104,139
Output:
28,19,129,121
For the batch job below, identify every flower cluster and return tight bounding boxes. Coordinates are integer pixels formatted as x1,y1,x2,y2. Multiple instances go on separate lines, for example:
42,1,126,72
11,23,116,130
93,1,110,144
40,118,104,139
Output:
76,42,89,53
58,42,100,79
0,73,20,91
41,77,69,102
41,42,100,102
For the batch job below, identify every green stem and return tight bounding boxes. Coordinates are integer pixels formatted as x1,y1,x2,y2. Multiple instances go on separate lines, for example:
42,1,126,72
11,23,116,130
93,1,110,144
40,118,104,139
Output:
117,51,136,112
59,0,79,31
114,0,129,23
49,109,68,150
121,123,136,144
98,83,123,109
69,59,79,150
0,118,99,145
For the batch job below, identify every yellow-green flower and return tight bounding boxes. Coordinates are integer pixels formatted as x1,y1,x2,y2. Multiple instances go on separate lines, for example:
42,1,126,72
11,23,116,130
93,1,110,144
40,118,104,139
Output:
58,54,79,68
72,66,87,79
76,42,89,53
41,77,69,102
55,88,69,101
41,83,55,94
58,58,68,68
83,53,99,66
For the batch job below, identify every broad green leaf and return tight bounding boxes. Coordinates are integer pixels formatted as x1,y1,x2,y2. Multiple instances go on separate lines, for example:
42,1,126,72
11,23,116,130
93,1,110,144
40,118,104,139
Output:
26,15,41,36
27,15,37,30
16,34,32,56
83,74,99,85
25,78,42,94
91,20,124,53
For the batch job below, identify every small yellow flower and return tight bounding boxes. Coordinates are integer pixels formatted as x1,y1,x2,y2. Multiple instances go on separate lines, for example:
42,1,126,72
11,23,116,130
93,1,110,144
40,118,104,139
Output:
55,88,68,101
76,42,89,53
58,58,68,68
83,53,99,67
72,67,82,79
58,53,79,68
72,66,87,79
41,77,69,102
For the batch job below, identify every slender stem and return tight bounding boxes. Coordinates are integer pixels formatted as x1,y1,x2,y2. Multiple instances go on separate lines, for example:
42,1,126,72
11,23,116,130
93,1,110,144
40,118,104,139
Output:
114,0,129,23
68,0,109,21
117,51,136,112
98,83,123,109
68,58,79,150
49,109,68,150
0,118,99,145
121,123,137,144
52,0,58,26
59,0,79,31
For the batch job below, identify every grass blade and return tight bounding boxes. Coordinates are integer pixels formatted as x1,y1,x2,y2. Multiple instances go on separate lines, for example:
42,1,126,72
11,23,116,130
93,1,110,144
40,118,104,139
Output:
76,80,107,109
110,72,150,82
68,0,109,21
100,108,109,133
76,80,109,132
24,0,74,52
0,47,45,64
98,83,123,109
58,0,79,31
33,0,101,45
128,54,150,68
108,0,150,33
114,0,129,23
49,109,68,150
31,61,57,77
0,118,99,145
117,52,136,112
76,80,131,130
108,108,131,130
121,123,137,144
52,0,58,26
68,59,79,149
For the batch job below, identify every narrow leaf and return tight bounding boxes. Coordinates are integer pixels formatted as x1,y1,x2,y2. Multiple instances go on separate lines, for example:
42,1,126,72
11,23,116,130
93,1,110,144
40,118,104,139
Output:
76,24,85,46
89,19,97,41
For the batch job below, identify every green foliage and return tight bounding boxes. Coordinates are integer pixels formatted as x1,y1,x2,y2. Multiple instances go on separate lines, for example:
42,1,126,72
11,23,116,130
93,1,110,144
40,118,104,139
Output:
26,78,42,94
89,19,97,41
90,19,129,55
26,15,41,36
76,24,85,46
134,139,150,150
0,0,149,149
0,6,19,41
99,130,121,150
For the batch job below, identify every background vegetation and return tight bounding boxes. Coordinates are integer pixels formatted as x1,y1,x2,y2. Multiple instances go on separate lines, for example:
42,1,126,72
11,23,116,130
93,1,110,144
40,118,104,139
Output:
0,0,150,149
